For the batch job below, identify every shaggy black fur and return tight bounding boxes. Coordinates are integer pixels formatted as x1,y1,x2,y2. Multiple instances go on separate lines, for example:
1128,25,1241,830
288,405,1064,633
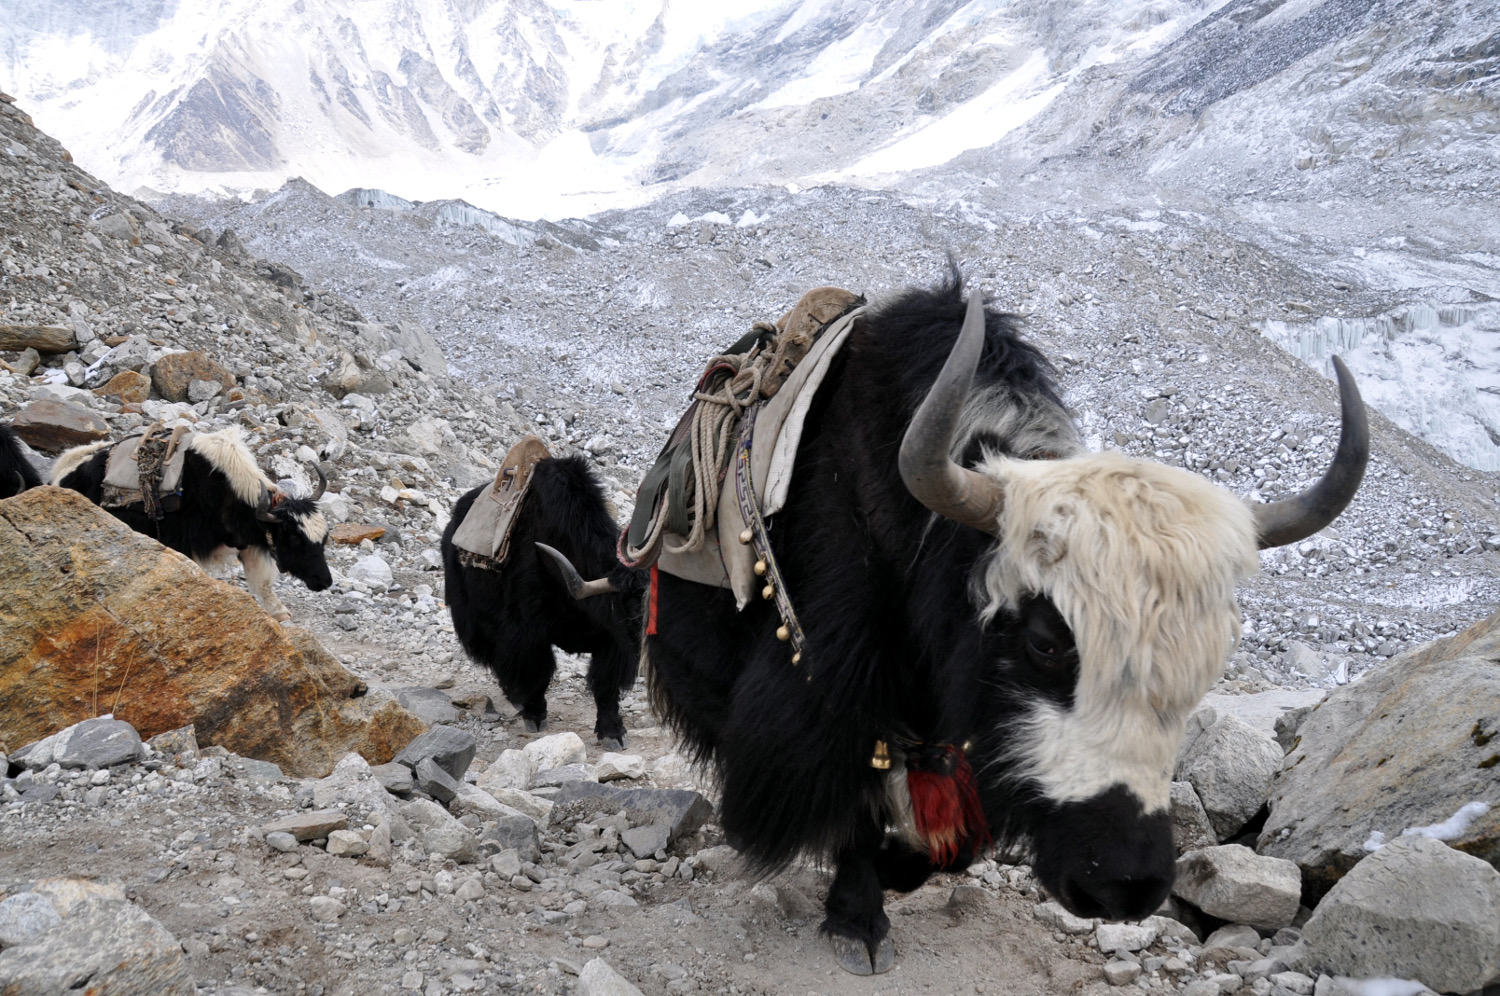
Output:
0,423,43,499
646,272,1174,967
56,448,332,592
442,456,645,746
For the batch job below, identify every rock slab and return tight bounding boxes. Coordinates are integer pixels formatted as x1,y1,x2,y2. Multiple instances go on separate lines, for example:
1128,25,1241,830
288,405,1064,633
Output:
10,716,143,770
578,957,645,996
0,488,425,777
552,782,713,844
394,724,476,780
1300,835,1500,993
10,398,109,452
1258,613,1500,896
1173,844,1302,929
1175,709,1283,840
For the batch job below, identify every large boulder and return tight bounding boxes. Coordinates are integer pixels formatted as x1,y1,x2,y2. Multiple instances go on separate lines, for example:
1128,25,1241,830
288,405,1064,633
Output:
150,350,235,403
1300,836,1500,993
0,487,425,777
9,398,110,452
0,879,193,995
1172,844,1302,929
1257,612,1500,897
1175,708,1282,840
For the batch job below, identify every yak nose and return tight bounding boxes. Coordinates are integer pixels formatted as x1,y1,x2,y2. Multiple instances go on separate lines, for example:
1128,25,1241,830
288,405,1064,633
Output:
1032,785,1176,922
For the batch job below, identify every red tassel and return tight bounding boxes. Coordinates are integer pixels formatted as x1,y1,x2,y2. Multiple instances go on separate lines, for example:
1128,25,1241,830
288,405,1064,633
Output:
905,747,990,865
647,564,659,636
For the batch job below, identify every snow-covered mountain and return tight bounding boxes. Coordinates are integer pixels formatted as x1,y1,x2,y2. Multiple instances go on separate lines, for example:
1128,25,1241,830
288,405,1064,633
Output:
6,0,1495,218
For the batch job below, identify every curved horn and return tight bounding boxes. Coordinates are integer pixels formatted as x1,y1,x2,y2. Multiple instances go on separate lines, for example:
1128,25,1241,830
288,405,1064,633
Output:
256,487,279,523
309,463,327,501
898,289,1007,535
535,542,622,598
1253,355,1369,549
14,472,25,495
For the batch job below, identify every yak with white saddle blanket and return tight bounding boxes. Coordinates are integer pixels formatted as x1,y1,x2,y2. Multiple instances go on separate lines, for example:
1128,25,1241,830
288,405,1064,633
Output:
442,436,644,747
52,425,331,622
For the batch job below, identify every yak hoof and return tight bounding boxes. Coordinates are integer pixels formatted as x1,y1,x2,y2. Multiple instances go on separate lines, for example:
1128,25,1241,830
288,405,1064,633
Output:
830,935,894,976
599,736,625,752
270,610,292,623
522,717,548,733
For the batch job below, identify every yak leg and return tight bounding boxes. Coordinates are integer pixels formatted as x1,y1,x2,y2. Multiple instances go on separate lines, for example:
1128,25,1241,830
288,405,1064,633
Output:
241,546,291,622
586,645,633,750
821,817,896,975
505,643,556,733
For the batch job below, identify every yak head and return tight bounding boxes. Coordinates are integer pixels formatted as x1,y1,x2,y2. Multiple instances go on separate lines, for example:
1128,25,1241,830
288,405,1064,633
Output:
255,480,333,592
900,292,1367,921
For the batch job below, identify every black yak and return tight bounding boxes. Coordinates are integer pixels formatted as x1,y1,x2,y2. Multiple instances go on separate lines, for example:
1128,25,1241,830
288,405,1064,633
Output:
442,455,644,748
0,423,43,499
53,427,331,621
548,274,1367,974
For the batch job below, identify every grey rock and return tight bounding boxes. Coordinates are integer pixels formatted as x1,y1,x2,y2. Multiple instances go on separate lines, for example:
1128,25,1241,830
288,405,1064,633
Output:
237,759,284,782
620,825,671,859
1312,978,1435,996
1095,922,1157,952
552,783,713,844
1175,710,1282,840
326,829,369,856
480,815,540,863
1201,689,1326,741
394,687,459,725
1102,959,1142,986
308,896,346,922
577,957,646,996
0,892,61,947
265,831,299,853
414,756,461,804
13,717,144,771
587,890,639,911
422,826,478,864
1258,640,1500,895
370,762,414,795
1300,836,1500,993
533,763,597,788
0,896,192,995
1204,924,1262,950
260,809,349,842
1174,845,1302,929
394,725,476,780
944,884,994,916
1170,780,1218,855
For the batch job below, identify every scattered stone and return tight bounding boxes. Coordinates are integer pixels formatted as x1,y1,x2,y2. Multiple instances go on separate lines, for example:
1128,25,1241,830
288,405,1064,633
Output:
620,825,670,859
326,829,369,856
349,553,394,589
308,896,346,922
414,756,462,803
522,731,587,772
371,761,415,795
9,398,110,451
1259,617,1500,895
577,957,646,996
151,350,234,403
477,749,533,793
587,890,639,911
261,809,349,842
1095,922,1158,953
533,762,596,787
1174,845,1302,929
0,892,61,947
454,877,485,901
1170,780,1218,854
552,783,712,844
394,686,459,726
10,716,143,771
265,831,299,853
1204,924,1263,950
595,752,646,782
488,786,554,826
1103,959,1143,986
944,884,994,916
330,522,387,544
94,369,152,404
394,724,477,780
0,323,76,353
1300,835,1500,993
481,815,541,863
422,827,478,864
1175,708,1282,840
1033,901,1096,935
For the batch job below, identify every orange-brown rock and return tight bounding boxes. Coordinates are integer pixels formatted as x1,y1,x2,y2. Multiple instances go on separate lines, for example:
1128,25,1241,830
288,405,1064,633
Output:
10,398,110,453
151,350,235,403
0,488,424,777
94,369,153,404
330,523,387,545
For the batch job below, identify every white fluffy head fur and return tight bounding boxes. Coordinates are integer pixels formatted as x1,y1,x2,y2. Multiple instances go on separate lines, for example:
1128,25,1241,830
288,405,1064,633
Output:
187,427,273,506
48,440,112,486
975,450,1260,813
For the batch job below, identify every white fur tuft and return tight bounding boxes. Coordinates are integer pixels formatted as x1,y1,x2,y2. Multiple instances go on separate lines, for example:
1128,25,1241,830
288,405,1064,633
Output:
49,441,111,485
975,451,1260,813
188,427,272,506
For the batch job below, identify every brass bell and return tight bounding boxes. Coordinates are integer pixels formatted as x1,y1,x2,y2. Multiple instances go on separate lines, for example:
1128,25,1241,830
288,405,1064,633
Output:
776,624,790,641
762,583,774,600
754,559,767,576
739,529,753,545
791,651,802,665
870,740,891,770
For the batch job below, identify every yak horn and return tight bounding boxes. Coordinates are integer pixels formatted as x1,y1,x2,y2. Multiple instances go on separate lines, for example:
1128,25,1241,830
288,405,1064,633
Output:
1252,355,1369,549
899,290,1007,535
255,487,279,523
310,463,327,501
13,472,25,494
535,543,622,598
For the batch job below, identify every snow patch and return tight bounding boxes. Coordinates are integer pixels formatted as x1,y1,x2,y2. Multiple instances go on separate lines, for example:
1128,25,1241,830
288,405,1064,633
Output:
1400,801,1491,842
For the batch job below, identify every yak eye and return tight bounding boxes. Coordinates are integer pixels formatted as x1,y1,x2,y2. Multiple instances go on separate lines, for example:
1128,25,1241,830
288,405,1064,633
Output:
1028,637,1057,659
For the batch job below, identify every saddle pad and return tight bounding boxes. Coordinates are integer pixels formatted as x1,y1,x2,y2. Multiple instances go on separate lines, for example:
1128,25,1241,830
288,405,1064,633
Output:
657,306,864,607
451,434,550,563
101,424,194,495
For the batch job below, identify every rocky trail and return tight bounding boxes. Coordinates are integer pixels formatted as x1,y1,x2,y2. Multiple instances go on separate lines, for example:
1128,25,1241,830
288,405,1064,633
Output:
3,76,1499,996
